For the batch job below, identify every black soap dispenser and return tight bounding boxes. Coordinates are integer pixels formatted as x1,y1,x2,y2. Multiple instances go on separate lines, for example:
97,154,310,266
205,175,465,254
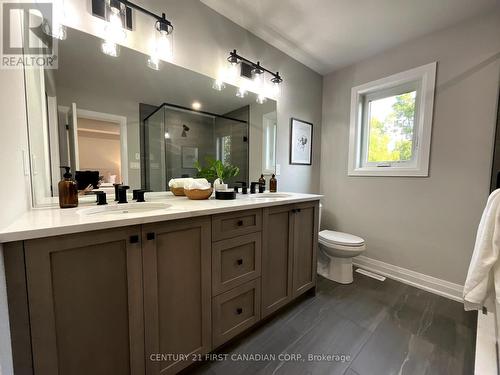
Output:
58,166,79,208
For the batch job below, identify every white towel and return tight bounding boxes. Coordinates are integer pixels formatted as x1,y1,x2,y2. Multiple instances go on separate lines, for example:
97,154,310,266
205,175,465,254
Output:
463,189,500,311
184,178,211,190
168,178,193,188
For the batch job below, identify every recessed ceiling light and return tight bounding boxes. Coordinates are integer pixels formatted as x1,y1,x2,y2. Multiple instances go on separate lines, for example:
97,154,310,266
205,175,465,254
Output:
192,101,201,110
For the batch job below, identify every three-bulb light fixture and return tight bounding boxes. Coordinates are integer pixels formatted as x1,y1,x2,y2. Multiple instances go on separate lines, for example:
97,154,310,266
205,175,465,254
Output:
214,49,283,103
99,0,173,70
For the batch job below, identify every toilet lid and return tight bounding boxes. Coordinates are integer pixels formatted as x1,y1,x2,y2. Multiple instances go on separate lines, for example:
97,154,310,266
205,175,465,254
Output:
319,230,365,247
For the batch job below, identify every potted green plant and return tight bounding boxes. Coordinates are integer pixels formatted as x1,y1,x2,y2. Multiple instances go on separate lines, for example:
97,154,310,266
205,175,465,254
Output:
194,157,240,189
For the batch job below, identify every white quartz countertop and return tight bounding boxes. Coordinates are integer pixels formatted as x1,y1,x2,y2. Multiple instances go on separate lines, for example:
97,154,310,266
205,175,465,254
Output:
0,192,322,242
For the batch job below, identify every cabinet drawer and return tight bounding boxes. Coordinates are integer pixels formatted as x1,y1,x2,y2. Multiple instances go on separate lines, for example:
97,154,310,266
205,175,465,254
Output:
212,279,261,348
212,209,262,241
212,233,261,295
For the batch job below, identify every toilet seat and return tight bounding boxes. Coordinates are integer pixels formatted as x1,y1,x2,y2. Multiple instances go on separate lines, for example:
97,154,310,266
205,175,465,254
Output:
319,230,365,248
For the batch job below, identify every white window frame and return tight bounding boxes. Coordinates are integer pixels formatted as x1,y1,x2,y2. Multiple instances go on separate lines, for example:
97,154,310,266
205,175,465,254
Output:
348,62,436,177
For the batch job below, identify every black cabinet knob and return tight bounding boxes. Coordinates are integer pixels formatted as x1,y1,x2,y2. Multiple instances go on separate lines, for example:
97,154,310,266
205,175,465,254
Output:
236,307,243,315
129,235,139,244
146,232,155,241
237,220,244,226
236,259,243,265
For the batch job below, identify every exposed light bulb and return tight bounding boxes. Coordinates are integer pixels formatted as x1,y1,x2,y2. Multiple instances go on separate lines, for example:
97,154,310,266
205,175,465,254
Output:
164,130,170,139
212,79,226,91
256,94,267,104
192,101,202,110
236,87,247,98
148,16,173,70
102,41,120,57
147,54,160,70
252,63,264,89
157,30,173,60
271,72,283,98
101,2,126,57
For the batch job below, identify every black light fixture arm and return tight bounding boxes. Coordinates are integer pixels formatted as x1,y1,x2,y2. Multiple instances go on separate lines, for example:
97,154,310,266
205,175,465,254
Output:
113,0,173,32
228,49,282,82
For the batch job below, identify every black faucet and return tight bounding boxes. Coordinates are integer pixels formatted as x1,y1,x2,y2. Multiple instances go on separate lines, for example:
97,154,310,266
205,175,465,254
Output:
135,190,147,202
235,181,248,194
96,191,108,205
250,182,265,194
113,183,122,201
117,185,130,204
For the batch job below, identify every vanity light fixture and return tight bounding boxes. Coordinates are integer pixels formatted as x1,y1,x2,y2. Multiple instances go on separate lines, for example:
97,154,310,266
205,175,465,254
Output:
181,124,190,138
164,129,171,139
94,0,174,66
217,49,283,101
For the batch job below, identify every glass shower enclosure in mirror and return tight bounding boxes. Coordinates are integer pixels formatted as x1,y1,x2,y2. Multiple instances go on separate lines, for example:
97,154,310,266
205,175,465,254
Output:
143,103,249,191
23,26,277,206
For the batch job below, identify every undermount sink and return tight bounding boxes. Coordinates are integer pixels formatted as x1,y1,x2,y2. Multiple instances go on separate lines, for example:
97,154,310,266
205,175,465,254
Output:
78,202,171,216
249,193,292,199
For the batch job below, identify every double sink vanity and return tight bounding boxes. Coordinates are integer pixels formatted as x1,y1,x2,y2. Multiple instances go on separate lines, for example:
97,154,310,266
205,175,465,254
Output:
9,17,322,375
1,192,321,375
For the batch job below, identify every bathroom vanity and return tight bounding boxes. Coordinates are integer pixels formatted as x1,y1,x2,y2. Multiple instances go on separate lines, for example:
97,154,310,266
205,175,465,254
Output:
1,194,320,375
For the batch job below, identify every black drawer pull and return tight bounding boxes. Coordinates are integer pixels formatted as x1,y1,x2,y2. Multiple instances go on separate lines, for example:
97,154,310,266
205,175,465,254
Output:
237,220,244,226
146,232,155,241
236,307,243,315
296,208,301,213
129,235,139,244
291,209,297,213
236,259,243,265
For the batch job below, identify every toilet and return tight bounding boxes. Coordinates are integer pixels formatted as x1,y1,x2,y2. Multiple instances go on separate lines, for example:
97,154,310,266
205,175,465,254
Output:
318,205,366,284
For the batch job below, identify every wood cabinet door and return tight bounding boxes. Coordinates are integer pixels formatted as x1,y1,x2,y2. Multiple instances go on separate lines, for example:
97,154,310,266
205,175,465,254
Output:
292,201,319,297
261,204,294,317
24,227,145,375
142,217,211,375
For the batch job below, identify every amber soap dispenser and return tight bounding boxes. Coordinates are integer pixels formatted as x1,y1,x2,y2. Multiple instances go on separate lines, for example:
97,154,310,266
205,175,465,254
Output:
58,166,79,208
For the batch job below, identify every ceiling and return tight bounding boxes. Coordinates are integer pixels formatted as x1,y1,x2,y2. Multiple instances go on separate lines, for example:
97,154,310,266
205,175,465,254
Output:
201,0,498,75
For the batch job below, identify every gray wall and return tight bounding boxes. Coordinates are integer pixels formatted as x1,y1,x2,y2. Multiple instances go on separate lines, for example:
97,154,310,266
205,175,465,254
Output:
321,10,500,285
63,0,323,193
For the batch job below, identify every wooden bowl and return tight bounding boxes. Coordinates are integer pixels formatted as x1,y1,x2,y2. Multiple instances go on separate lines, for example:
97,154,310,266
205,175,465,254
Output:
185,188,213,200
170,187,185,196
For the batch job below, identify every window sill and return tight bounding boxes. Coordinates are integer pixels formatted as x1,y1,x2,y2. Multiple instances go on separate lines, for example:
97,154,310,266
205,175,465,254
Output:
348,166,429,177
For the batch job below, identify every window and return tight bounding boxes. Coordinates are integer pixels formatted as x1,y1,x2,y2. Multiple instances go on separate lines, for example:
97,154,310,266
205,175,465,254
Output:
217,135,232,164
262,112,277,174
348,62,436,176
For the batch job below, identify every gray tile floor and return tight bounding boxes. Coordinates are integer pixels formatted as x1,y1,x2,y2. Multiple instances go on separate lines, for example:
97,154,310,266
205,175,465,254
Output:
186,272,477,375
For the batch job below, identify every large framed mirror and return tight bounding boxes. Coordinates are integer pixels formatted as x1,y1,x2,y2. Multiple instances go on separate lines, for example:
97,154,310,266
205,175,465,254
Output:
24,27,277,206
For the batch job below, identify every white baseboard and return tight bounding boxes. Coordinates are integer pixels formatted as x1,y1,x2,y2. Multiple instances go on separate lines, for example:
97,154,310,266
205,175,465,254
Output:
353,255,464,302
